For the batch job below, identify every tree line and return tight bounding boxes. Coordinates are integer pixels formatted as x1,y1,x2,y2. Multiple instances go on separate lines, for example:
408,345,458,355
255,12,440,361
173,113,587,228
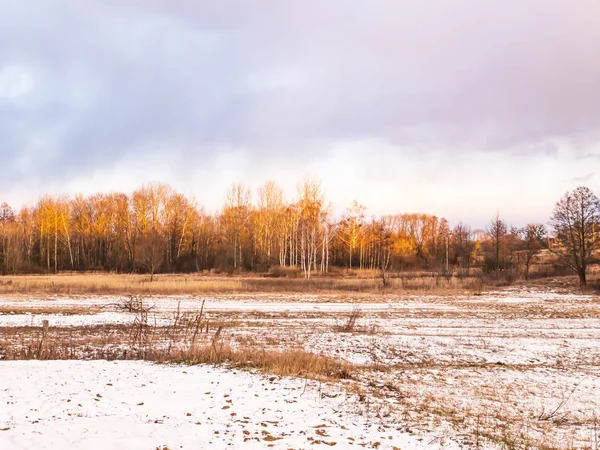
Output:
0,180,598,284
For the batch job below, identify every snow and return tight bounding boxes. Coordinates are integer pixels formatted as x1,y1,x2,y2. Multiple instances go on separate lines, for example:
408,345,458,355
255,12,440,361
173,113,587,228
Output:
1,286,599,448
0,360,456,450
0,312,172,328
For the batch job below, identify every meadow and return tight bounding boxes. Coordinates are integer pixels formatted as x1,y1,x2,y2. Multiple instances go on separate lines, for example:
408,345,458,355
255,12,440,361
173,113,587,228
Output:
1,274,599,449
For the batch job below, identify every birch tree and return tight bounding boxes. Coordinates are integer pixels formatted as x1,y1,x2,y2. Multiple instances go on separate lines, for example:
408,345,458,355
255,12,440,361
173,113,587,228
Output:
338,201,365,269
297,177,325,279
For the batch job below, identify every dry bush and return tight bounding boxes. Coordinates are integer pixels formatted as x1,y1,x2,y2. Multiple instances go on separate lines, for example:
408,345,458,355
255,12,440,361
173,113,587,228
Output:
263,266,301,278
117,296,153,313
478,270,518,288
333,307,363,333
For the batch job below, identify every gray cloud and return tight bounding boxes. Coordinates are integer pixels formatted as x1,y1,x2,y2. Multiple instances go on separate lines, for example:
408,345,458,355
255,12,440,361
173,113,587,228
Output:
572,173,595,183
1,0,600,191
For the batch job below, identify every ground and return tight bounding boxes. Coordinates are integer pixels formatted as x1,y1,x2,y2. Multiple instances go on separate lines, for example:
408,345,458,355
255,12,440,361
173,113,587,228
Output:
2,360,443,450
1,278,599,449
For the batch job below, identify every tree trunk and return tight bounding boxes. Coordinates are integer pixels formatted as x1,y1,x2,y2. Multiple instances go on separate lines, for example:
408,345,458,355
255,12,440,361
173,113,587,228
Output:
578,267,587,285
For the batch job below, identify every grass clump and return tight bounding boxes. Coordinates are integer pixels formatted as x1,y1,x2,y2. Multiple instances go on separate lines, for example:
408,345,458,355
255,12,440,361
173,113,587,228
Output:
170,344,354,381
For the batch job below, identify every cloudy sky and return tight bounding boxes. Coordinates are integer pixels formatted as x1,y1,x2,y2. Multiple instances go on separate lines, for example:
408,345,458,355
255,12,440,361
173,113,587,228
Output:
1,0,599,226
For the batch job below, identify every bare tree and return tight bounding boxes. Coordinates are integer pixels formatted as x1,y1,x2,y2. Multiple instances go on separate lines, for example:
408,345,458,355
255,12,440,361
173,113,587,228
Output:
452,222,475,270
549,186,600,285
0,203,16,274
375,216,393,286
223,184,251,270
297,177,326,279
256,180,284,267
136,229,166,281
486,212,507,271
519,223,547,280
338,201,366,269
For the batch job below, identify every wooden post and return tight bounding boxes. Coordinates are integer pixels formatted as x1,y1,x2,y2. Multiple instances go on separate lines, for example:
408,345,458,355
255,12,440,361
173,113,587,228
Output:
37,320,49,359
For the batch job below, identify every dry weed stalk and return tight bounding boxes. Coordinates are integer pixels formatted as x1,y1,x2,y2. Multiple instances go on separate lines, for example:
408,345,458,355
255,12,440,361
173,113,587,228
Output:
189,299,206,347
129,298,151,345
537,382,579,422
334,307,363,333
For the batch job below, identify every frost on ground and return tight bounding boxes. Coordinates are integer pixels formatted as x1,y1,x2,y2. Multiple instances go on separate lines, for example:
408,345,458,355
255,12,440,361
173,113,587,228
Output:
0,312,173,327
0,360,452,450
1,286,600,449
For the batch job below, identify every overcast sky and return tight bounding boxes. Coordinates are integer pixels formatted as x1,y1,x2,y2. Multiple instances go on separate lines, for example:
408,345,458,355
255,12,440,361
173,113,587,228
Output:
1,0,599,226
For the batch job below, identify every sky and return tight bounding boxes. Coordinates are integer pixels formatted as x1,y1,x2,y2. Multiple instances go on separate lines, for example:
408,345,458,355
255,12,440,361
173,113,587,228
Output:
1,0,599,227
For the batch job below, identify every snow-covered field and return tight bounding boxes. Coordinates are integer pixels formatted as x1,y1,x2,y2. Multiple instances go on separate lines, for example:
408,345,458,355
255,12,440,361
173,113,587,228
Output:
1,286,599,449
1,360,451,450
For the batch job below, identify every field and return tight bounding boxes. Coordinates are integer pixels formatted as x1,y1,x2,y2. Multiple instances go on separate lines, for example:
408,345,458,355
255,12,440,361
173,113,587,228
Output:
1,275,599,449
0,271,491,296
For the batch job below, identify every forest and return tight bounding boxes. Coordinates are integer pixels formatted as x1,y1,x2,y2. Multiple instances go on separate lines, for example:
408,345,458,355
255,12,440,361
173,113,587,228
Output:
0,179,598,283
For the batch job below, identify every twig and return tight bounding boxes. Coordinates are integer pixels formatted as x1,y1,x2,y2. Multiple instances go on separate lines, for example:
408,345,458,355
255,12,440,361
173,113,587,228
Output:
538,382,579,421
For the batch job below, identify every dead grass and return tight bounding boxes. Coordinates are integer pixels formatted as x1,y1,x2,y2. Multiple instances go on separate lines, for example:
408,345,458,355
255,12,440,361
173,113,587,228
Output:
0,309,354,381
2,281,599,449
169,344,354,380
0,325,354,381
0,272,488,296
367,372,589,450
0,274,246,296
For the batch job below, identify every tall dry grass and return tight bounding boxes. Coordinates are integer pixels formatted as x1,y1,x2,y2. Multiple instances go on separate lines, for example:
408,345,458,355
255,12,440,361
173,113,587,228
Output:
0,274,245,296
0,272,486,296
0,325,354,381
169,344,353,380
0,304,355,381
